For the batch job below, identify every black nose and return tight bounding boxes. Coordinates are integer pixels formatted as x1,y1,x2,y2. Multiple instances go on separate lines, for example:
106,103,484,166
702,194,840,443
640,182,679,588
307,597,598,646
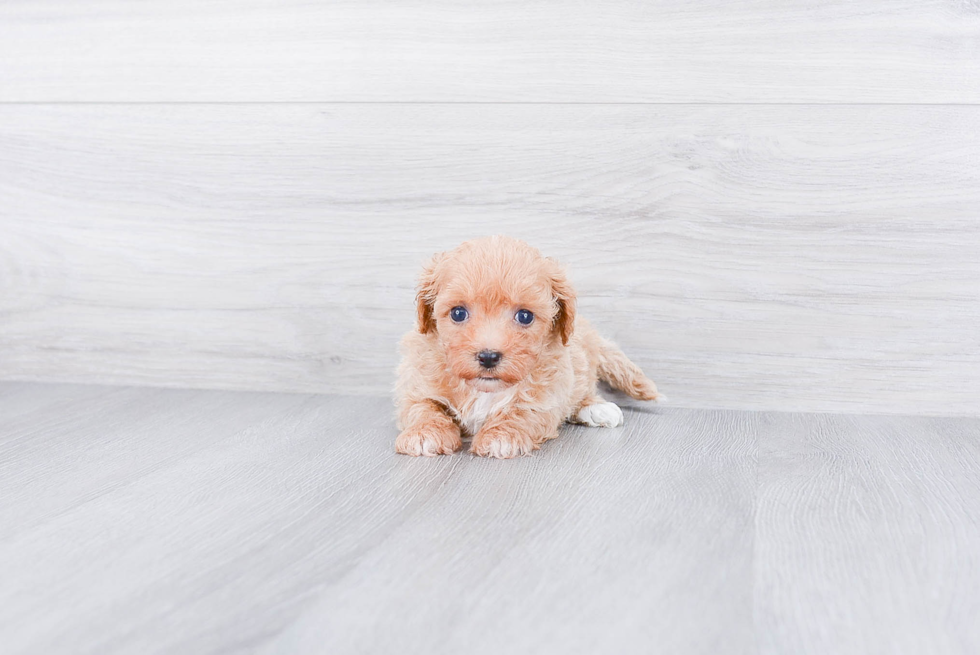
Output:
477,350,502,369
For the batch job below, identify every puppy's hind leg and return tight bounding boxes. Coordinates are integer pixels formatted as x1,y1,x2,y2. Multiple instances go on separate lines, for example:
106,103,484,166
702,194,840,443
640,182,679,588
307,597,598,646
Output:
594,336,666,402
395,399,462,456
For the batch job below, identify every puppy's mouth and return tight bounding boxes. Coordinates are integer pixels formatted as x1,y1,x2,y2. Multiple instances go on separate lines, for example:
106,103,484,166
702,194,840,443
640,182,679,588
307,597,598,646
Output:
466,375,511,391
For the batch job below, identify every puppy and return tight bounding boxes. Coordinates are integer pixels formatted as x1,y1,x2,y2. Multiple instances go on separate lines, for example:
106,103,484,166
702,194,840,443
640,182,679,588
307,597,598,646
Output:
395,236,664,459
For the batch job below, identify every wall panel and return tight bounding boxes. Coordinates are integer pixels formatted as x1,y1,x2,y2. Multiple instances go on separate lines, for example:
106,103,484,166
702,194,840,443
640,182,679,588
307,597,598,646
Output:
1,105,977,414
1,1,978,102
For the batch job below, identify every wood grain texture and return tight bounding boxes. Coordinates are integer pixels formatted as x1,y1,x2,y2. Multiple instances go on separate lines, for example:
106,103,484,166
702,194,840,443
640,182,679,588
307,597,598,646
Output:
2,105,978,414
1,0,979,103
756,412,980,654
0,383,756,655
3,382,979,654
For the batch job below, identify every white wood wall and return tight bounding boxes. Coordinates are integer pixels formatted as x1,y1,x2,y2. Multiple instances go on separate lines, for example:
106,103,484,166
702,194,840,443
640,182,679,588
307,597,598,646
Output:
1,1,978,415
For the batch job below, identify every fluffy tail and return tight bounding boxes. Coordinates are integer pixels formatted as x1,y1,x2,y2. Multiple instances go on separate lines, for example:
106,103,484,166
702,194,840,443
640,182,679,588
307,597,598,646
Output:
596,337,666,402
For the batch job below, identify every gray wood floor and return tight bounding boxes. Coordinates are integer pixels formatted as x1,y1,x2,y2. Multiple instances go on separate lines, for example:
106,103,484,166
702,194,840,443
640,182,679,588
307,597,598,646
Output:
1,383,977,654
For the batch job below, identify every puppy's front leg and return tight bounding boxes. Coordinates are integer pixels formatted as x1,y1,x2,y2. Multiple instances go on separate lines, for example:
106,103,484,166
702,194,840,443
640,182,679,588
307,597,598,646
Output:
395,399,462,457
471,407,560,459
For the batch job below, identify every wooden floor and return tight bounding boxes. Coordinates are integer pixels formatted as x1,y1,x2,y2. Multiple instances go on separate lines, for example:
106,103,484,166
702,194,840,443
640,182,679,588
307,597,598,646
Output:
1,382,978,654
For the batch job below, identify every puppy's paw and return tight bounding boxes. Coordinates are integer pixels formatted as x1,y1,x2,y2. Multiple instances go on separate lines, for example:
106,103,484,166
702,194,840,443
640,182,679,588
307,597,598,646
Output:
395,424,462,457
470,429,538,459
574,401,625,428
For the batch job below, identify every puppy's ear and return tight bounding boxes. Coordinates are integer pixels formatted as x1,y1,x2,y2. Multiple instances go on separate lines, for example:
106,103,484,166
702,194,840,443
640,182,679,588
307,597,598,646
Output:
547,258,576,346
416,252,446,334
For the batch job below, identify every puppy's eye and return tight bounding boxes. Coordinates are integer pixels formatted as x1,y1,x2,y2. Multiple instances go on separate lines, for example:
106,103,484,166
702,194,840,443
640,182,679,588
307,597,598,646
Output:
450,306,469,323
515,309,534,325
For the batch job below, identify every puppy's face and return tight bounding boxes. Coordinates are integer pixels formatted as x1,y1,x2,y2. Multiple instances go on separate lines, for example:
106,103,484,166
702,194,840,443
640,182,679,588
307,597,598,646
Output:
416,237,575,393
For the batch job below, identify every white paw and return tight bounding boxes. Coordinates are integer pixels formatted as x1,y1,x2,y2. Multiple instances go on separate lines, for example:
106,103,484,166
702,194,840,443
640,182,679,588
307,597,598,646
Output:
574,401,624,428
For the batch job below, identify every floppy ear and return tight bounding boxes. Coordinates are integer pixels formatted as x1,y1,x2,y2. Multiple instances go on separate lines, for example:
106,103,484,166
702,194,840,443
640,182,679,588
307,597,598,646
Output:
547,259,576,346
416,253,446,334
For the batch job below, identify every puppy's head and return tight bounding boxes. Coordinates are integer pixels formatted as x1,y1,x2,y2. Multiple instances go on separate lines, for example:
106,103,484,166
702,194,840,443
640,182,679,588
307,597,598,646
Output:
416,236,575,392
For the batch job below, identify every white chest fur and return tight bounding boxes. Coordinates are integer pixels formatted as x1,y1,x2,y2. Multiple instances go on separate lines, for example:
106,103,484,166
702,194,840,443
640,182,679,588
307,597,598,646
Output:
456,388,515,436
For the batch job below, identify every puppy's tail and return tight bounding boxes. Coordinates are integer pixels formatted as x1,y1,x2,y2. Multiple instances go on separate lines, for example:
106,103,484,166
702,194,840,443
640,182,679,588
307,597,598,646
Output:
596,337,666,402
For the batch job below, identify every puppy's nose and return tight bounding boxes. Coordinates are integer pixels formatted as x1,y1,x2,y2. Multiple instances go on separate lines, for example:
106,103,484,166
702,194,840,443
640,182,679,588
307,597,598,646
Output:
477,350,502,369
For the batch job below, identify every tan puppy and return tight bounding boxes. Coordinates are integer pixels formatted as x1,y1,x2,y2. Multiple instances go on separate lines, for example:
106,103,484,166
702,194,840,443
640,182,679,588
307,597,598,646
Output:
395,236,664,459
